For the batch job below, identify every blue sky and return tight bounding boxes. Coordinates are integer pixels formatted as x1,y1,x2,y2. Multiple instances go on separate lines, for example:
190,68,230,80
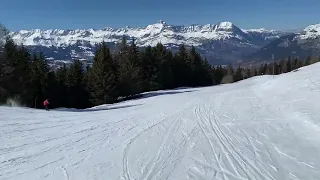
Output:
1,0,319,31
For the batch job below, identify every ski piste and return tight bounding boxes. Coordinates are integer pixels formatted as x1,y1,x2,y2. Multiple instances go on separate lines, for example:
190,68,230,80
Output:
1,63,320,180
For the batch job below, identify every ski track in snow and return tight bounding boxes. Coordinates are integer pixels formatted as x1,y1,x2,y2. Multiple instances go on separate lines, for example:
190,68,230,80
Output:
2,64,320,180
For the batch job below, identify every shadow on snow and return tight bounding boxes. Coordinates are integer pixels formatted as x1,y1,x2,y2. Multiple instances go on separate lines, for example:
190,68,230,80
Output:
138,89,197,100
54,104,142,112
54,89,196,112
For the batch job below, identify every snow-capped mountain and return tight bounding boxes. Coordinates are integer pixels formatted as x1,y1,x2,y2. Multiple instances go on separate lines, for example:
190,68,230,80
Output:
9,21,287,65
251,23,320,61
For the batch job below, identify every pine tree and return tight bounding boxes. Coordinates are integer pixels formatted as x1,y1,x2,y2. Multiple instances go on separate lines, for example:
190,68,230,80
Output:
189,46,208,86
258,64,264,75
154,43,174,89
279,59,286,74
296,59,303,69
88,42,119,105
30,52,49,108
212,65,225,85
173,44,192,87
221,64,234,84
286,57,292,72
243,68,251,79
0,32,11,102
264,64,272,75
199,57,213,85
140,46,159,91
273,62,280,75
234,66,243,82
55,64,68,107
66,60,88,108
305,56,311,66
2,39,33,106
117,37,143,98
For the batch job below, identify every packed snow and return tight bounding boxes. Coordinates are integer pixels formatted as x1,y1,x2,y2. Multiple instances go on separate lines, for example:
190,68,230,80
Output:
2,63,320,180
9,21,284,48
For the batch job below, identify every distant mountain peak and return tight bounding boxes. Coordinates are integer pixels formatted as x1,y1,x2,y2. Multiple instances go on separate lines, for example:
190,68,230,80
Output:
300,23,320,39
216,21,235,29
304,23,320,32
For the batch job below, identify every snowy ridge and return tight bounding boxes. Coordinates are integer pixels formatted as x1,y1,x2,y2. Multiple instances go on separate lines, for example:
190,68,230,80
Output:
252,23,320,60
300,23,320,39
2,62,320,180
9,21,283,48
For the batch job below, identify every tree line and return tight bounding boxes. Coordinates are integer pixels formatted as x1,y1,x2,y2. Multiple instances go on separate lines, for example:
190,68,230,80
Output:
1,31,319,109
0,37,216,109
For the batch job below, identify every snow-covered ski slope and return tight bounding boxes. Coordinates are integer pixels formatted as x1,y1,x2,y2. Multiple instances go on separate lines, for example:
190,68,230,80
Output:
2,64,320,180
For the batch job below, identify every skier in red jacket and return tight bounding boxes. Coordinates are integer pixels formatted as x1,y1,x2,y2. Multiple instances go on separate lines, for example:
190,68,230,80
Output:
43,99,49,111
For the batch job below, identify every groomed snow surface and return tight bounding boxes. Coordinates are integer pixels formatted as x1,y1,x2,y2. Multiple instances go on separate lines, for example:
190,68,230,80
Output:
2,63,320,180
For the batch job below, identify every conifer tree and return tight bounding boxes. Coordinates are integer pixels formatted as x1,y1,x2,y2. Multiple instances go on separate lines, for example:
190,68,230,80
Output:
173,44,191,86
55,64,68,107
258,64,264,75
211,65,225,85
221,64,234,84
234,66,243,82
2,39,33,105
66,60,88,108
117,37,143,98
140,45,159,91
0,27,10,102
154,43,174,89
88,42,119,105
305,56,311,66
296,59,303,69
199,57,213,85
30,52,49,108
286,58,292,72
264,64,272,75
279,59,287,74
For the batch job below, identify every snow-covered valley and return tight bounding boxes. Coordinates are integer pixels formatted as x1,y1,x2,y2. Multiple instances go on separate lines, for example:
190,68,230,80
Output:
1,63,320,180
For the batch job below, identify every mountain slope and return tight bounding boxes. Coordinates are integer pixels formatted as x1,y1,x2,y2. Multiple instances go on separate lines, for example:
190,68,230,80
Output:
251,23,320,61
9,21,286,65
2,62,320,180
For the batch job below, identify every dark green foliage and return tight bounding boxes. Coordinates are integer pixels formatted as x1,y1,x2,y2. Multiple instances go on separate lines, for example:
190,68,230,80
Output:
55,64,68,107
1,38,33,105
305,56,311,66
30,53,49,108
154,44,174,89
212,65,225,85
140,46,159,91
88,42,119,105
286,57,292,72
117,37,143,98
234,66,243,82
66,60,89,108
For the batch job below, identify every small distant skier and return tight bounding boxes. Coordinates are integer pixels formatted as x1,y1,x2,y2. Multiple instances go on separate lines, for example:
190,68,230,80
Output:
43,99,49,111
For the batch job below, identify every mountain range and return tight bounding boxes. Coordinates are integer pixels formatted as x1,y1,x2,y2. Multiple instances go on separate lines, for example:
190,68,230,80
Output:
7,21,320,65
251,24,320,62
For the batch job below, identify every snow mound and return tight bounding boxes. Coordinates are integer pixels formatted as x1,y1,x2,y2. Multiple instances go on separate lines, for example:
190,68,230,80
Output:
2,63,320,180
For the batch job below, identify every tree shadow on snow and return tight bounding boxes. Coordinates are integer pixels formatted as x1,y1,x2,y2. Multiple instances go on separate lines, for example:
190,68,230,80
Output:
54,89,196,112
54,104,142,112
138,89,197,100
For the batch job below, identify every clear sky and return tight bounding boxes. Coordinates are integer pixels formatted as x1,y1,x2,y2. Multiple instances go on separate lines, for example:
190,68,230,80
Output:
1,0,319,31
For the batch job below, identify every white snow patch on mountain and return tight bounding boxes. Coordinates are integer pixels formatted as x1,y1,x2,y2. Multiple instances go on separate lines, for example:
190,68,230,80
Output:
2,62,320,180
216,21,234,29
300,23,320,39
